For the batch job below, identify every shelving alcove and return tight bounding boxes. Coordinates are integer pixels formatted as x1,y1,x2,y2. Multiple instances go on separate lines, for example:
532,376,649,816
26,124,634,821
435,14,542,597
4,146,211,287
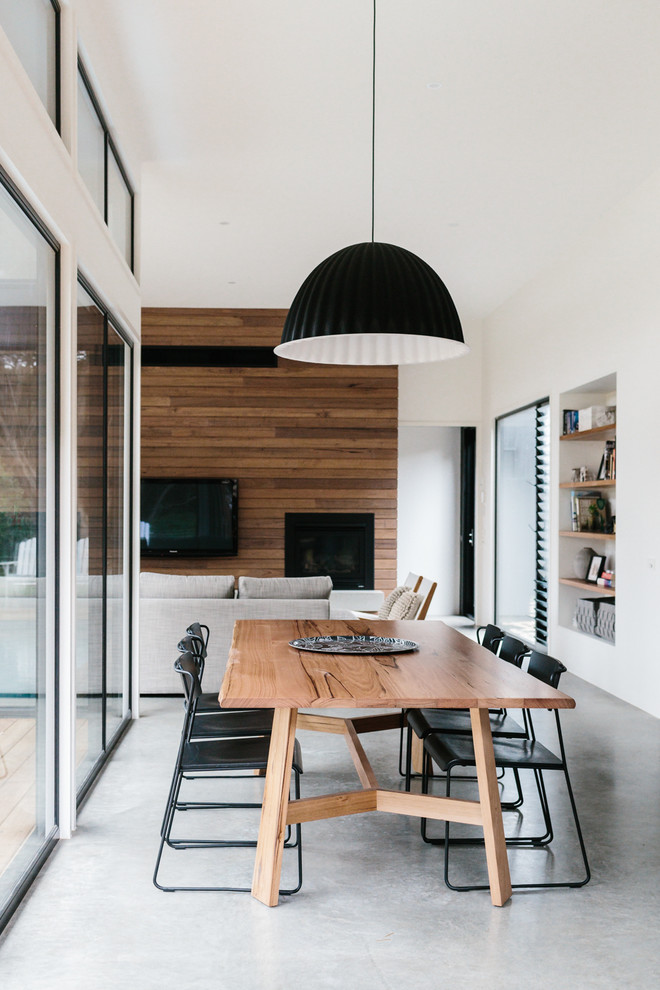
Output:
558,376,616,642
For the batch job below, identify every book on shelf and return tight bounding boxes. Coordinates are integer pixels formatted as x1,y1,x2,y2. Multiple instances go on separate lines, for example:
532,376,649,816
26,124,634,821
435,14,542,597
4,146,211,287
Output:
563,409,578,435
597,570,615,588
597,439,616,480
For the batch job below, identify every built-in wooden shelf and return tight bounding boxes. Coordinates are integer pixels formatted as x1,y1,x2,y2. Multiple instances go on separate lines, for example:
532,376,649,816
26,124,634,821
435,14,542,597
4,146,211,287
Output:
559,577,616,596
560,424,616,441
559,479,616,489
559,530,615,540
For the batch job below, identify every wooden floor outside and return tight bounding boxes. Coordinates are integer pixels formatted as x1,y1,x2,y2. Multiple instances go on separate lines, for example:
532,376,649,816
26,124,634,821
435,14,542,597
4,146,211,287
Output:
0,717,90,877
0,716,36,876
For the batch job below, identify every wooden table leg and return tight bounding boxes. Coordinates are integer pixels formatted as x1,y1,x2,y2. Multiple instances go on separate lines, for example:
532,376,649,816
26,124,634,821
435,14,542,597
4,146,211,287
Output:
251,707,298,906
470,707,513,907
410,731,425,775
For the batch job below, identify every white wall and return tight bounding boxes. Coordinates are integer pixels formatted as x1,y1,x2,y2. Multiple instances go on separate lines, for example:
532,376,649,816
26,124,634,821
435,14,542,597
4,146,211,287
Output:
399,317,483,426
479,170,660,718
398,426,461,615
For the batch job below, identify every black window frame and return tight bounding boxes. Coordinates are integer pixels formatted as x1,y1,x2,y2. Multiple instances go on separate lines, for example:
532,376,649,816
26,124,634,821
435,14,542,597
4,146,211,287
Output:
494,397,550,648
77,57,135,272
75,272,134,805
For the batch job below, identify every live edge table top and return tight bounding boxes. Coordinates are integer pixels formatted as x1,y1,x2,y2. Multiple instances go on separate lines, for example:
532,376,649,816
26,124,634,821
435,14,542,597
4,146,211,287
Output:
220,618,575,712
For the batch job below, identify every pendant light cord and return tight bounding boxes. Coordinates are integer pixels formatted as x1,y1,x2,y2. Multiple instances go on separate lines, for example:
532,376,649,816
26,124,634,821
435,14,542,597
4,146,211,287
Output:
371,0,376,243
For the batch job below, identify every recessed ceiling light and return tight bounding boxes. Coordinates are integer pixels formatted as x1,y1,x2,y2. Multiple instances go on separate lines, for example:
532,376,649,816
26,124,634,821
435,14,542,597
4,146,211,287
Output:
427,82,442,90
219,221,230,225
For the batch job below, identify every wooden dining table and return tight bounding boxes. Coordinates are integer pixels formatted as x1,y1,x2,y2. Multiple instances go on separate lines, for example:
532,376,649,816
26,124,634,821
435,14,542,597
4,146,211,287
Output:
219,617,575,908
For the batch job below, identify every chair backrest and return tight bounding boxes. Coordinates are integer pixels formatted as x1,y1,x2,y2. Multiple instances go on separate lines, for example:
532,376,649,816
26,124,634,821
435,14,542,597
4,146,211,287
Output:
16,537,37,576
527,650,567,688
173,651,203,707
187,621,210,652
477,623,504,653
524,651,569,745
178,632,205,659
402,572,422,593
415,577,437,620
498,635,529,667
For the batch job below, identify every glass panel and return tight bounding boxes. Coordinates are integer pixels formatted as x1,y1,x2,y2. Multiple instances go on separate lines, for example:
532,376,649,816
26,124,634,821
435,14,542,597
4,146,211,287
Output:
77,70,105,214
107,150,132,268
0,182,54,909
75,287,104,789
105,325,127,742
0,0,58,126
495,405,538,642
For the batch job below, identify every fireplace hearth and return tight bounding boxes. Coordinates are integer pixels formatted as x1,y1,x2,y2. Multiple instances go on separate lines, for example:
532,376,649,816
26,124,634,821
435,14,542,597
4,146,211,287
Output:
284,513,375,590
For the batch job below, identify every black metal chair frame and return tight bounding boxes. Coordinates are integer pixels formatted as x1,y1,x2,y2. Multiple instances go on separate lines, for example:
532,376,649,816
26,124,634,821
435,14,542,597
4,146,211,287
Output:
153,652,303,894
400,631,529,787
419,651,590,891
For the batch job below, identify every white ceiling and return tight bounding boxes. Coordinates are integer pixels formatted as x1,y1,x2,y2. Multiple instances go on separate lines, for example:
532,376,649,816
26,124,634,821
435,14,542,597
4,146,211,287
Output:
76,0,660,321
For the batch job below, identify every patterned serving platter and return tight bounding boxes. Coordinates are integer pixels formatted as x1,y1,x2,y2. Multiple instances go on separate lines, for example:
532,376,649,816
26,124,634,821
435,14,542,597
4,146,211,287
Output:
288,635,419,655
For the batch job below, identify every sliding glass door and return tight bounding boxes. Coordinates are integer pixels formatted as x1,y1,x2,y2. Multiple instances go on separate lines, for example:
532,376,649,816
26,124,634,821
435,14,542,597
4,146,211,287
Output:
0,176,58,919
75,284,132,797
495,399,550,646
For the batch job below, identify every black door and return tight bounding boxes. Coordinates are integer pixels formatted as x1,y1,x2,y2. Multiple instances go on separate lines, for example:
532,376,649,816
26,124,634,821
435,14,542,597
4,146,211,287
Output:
459,427,476,618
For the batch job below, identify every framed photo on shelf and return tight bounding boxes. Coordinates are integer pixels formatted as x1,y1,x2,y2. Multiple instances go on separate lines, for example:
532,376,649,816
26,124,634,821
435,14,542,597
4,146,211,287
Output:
586,553,607,583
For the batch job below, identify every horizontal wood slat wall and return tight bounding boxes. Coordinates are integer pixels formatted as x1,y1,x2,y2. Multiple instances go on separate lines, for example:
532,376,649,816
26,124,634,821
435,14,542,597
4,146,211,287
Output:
141,309,398,590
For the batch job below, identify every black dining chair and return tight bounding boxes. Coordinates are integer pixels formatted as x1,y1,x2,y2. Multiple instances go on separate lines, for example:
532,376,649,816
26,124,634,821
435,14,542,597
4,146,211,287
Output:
176,629,274,738
153,652,303,893
402,633,530,788
419,650,590,891
476,623,505,651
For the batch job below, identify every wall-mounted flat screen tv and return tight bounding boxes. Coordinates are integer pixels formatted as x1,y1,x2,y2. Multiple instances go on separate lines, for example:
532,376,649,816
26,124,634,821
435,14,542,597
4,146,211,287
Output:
140,478,238,557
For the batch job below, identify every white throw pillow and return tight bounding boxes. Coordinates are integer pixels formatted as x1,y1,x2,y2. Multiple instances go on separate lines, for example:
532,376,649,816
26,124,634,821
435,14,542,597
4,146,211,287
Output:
388,590,423,620
377,585,411,619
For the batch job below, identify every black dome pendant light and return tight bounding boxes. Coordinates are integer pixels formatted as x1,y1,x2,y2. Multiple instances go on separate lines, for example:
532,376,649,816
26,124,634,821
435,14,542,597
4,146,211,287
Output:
275,0,469,366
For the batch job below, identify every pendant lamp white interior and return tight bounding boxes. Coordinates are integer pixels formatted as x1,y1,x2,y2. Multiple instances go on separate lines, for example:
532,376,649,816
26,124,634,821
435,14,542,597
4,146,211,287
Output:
275,1,469,366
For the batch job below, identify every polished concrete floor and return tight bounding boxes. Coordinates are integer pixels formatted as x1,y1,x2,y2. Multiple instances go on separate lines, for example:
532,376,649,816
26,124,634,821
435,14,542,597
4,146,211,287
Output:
0,672,659,990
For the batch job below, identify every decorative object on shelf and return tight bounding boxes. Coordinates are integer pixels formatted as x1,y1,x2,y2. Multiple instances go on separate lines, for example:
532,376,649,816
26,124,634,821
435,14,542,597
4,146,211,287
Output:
586,553,607,583
579,466,590,482
573,546,596,579
288,635,419,655
574,596,615,641
275,1,469,367
574,597,600,635
595,598,616,642
577,405,616,431
571,491,609,532
597,569,615,588
588,497,609,532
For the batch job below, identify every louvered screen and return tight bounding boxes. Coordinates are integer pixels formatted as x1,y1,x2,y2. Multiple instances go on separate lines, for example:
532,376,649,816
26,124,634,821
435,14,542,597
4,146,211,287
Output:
534,403,550,644
495,398,550,647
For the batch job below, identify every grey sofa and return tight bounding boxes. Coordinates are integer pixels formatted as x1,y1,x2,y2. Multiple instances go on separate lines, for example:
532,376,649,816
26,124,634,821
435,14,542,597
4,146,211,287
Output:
139,572,337,694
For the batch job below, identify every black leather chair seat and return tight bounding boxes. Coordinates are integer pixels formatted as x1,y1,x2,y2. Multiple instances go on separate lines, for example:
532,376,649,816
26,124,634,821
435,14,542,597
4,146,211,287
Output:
192,706,274,737
407,708,526,740
181,735,303,774
424,729,564,774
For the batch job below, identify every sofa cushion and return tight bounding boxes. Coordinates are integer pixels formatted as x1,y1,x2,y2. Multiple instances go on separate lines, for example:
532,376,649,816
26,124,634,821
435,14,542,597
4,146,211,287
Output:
238,575,332,600
138,596,331,694
377,585,410,619
388,589,424,620
140,572,235,599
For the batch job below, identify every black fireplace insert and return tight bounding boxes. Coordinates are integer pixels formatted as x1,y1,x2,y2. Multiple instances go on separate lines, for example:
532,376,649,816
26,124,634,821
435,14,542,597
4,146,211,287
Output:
284,513,375,590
